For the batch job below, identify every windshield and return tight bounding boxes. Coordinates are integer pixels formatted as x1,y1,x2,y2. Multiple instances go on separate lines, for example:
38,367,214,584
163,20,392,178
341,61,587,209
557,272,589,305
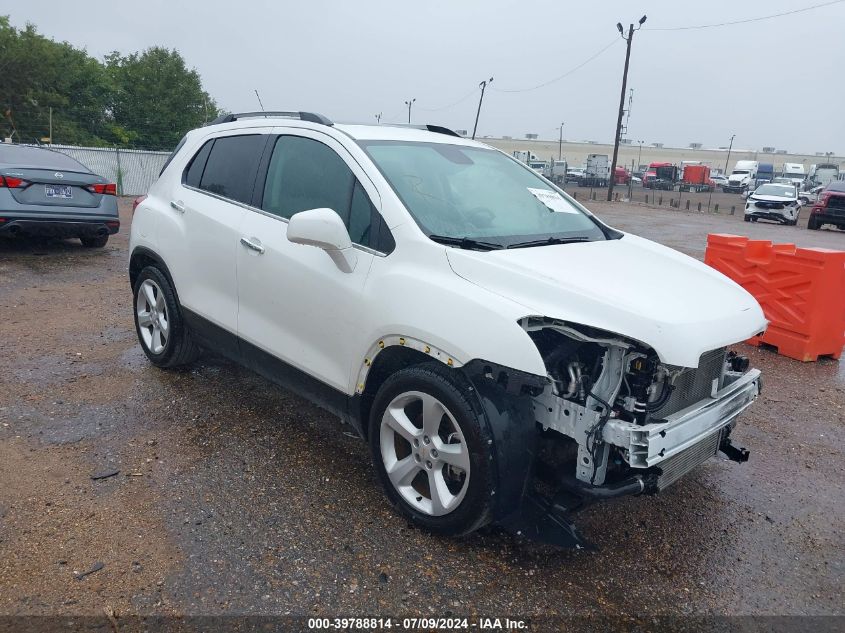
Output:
731,170,750,175
754,184,794,197
359,141,605,246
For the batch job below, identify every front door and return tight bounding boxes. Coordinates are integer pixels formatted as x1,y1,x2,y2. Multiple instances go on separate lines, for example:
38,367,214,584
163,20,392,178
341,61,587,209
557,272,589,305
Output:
236,130,385,395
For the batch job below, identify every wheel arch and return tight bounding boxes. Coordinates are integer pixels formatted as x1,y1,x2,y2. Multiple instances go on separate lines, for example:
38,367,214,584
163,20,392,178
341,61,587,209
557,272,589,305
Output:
129,247,177,296
356,341,454,440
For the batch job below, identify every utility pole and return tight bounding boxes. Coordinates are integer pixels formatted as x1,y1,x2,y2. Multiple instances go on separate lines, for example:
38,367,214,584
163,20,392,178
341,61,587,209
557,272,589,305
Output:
471,77,493,140
375,112,382,124
405,98,416,124
558,122,564,160
607,15,646,202
724,134,735,173
636,140,644,171
48,107,53,144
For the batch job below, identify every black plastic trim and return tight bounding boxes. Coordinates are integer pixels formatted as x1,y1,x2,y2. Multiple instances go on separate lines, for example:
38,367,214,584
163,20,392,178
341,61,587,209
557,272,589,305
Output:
0,218,119,237
180,308,362,434
460,359,545,522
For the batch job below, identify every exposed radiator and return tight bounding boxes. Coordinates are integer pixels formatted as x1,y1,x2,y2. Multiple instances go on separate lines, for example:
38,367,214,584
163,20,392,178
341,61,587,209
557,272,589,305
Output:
656,430,721,491
651,348,727,420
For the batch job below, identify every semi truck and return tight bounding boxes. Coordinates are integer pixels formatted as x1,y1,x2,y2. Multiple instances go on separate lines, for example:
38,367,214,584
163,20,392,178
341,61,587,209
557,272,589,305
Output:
724,160,758,193
543,159,568,185
780,163,806,187
581,154,609,187
644,162,679,190
807,163,840,188
755,163,775,187
679,164,712,192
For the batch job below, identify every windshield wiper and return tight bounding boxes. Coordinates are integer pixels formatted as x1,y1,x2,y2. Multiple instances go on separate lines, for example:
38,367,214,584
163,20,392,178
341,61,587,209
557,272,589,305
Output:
428,234,504,251
506,236,592,249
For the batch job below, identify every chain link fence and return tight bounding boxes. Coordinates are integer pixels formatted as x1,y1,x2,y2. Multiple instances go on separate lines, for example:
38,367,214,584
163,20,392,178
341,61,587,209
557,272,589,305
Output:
24,144,171,196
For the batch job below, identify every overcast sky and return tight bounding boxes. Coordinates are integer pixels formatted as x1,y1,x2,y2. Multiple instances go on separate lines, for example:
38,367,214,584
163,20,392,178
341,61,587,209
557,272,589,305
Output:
10,0,845,154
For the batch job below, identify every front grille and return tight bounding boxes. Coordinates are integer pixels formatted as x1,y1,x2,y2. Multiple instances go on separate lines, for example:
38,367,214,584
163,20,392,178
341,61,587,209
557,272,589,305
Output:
755,201,784,210
827,195,845,210
656,430,721,490
650,348,727,420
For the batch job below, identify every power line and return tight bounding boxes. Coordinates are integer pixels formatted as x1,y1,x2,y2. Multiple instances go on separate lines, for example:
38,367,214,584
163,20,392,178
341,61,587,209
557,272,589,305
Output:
646,0,844,31
491,39,620,93
416,87,479,112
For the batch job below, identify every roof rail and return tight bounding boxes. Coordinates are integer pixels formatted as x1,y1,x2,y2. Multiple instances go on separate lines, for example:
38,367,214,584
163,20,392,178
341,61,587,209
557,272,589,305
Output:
207,111,333,127
378,123,462,138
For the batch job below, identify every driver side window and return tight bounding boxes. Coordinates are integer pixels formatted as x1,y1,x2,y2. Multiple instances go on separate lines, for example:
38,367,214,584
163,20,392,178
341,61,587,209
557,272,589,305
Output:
261,135,389,251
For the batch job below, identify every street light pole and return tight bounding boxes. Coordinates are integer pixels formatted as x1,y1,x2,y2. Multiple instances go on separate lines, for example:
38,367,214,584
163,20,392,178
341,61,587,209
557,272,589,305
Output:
471,77,493,140
404,98,416,124
637,140,644,171
558,122,564,160
608,15,646,202
724,134,735,174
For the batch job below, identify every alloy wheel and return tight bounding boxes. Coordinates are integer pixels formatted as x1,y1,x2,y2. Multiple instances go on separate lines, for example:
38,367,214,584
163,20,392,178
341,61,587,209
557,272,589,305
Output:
380,390,471,516
136,279,169,354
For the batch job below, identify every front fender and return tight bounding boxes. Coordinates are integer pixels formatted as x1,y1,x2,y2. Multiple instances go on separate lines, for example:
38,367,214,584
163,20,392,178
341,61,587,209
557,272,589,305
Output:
459,359,546,522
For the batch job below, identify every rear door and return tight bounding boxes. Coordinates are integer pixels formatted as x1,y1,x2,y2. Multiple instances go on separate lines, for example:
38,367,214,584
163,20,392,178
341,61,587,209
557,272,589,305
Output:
158,132,269,344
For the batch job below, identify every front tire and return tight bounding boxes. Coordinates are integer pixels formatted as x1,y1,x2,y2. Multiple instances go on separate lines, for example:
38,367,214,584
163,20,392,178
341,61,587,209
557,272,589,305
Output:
369,364,496,536
133,266,199,368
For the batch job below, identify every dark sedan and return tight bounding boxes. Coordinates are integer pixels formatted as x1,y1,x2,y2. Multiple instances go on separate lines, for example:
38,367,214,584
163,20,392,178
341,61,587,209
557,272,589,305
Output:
0,144,119,247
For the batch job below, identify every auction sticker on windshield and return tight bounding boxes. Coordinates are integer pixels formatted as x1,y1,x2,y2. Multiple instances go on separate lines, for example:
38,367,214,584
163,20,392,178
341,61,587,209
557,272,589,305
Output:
527,188,576,213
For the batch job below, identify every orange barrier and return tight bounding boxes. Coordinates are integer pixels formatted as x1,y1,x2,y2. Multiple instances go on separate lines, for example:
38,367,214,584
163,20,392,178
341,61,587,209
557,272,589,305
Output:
705,234,845,362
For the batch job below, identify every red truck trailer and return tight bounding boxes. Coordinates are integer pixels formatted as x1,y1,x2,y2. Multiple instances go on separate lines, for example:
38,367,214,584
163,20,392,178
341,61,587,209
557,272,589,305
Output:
613,166,630,185
679,165,713,192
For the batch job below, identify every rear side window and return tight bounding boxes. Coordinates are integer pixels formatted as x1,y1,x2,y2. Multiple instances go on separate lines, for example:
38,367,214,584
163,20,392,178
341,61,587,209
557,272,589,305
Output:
198,135,265,204
183,140,214,188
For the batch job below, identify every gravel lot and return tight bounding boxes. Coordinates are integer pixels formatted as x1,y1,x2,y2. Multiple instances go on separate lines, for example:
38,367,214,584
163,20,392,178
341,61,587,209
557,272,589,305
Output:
0,197,842,630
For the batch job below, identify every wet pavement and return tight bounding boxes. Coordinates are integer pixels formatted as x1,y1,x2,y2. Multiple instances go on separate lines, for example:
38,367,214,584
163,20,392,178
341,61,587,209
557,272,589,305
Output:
0,199,842,628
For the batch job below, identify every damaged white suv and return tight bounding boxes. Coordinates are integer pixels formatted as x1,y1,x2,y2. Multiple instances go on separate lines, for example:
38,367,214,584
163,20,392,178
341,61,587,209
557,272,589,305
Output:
130,112,766,547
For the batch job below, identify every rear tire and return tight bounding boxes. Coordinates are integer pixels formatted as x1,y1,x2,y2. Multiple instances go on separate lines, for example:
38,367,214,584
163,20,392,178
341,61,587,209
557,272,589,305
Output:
133,266,200,368
807,217,820,230
81,235,108,248
369,363,495,536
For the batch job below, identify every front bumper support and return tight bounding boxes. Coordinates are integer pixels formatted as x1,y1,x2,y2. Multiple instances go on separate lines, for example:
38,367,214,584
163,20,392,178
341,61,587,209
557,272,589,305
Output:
603,368,760,468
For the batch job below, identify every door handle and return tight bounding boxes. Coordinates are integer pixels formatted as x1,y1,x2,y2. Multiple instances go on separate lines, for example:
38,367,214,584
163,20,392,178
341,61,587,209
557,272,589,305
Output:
170,200,186,213
240,237,265,254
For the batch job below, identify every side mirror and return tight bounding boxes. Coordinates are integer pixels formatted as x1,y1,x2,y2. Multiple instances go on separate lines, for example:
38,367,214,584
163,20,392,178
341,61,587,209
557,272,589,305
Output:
286,208,358,273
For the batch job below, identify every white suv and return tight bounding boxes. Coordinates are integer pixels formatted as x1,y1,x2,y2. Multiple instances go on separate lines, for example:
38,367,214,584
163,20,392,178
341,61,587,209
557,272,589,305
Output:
130,112,766,547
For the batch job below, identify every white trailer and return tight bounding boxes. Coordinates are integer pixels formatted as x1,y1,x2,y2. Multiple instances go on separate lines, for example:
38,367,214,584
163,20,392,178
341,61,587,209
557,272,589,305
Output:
582,154,609,187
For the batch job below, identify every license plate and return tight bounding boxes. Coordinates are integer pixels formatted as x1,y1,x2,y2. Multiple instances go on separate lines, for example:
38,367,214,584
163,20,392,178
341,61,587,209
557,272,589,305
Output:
45,184,73,199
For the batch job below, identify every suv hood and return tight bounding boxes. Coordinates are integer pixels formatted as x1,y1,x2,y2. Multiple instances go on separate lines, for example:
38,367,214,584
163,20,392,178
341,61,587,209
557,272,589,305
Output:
446,234,766,368
750,194,796,204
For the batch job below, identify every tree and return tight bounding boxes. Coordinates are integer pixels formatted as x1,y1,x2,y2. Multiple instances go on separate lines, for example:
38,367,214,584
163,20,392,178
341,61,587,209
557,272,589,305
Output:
106,47,218,150
0,16,111,145
0,17,219,149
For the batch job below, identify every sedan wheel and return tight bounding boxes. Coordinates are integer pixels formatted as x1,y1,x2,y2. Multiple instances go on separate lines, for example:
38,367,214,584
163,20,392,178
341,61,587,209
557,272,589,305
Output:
136,279,169,354
380,390,470,516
